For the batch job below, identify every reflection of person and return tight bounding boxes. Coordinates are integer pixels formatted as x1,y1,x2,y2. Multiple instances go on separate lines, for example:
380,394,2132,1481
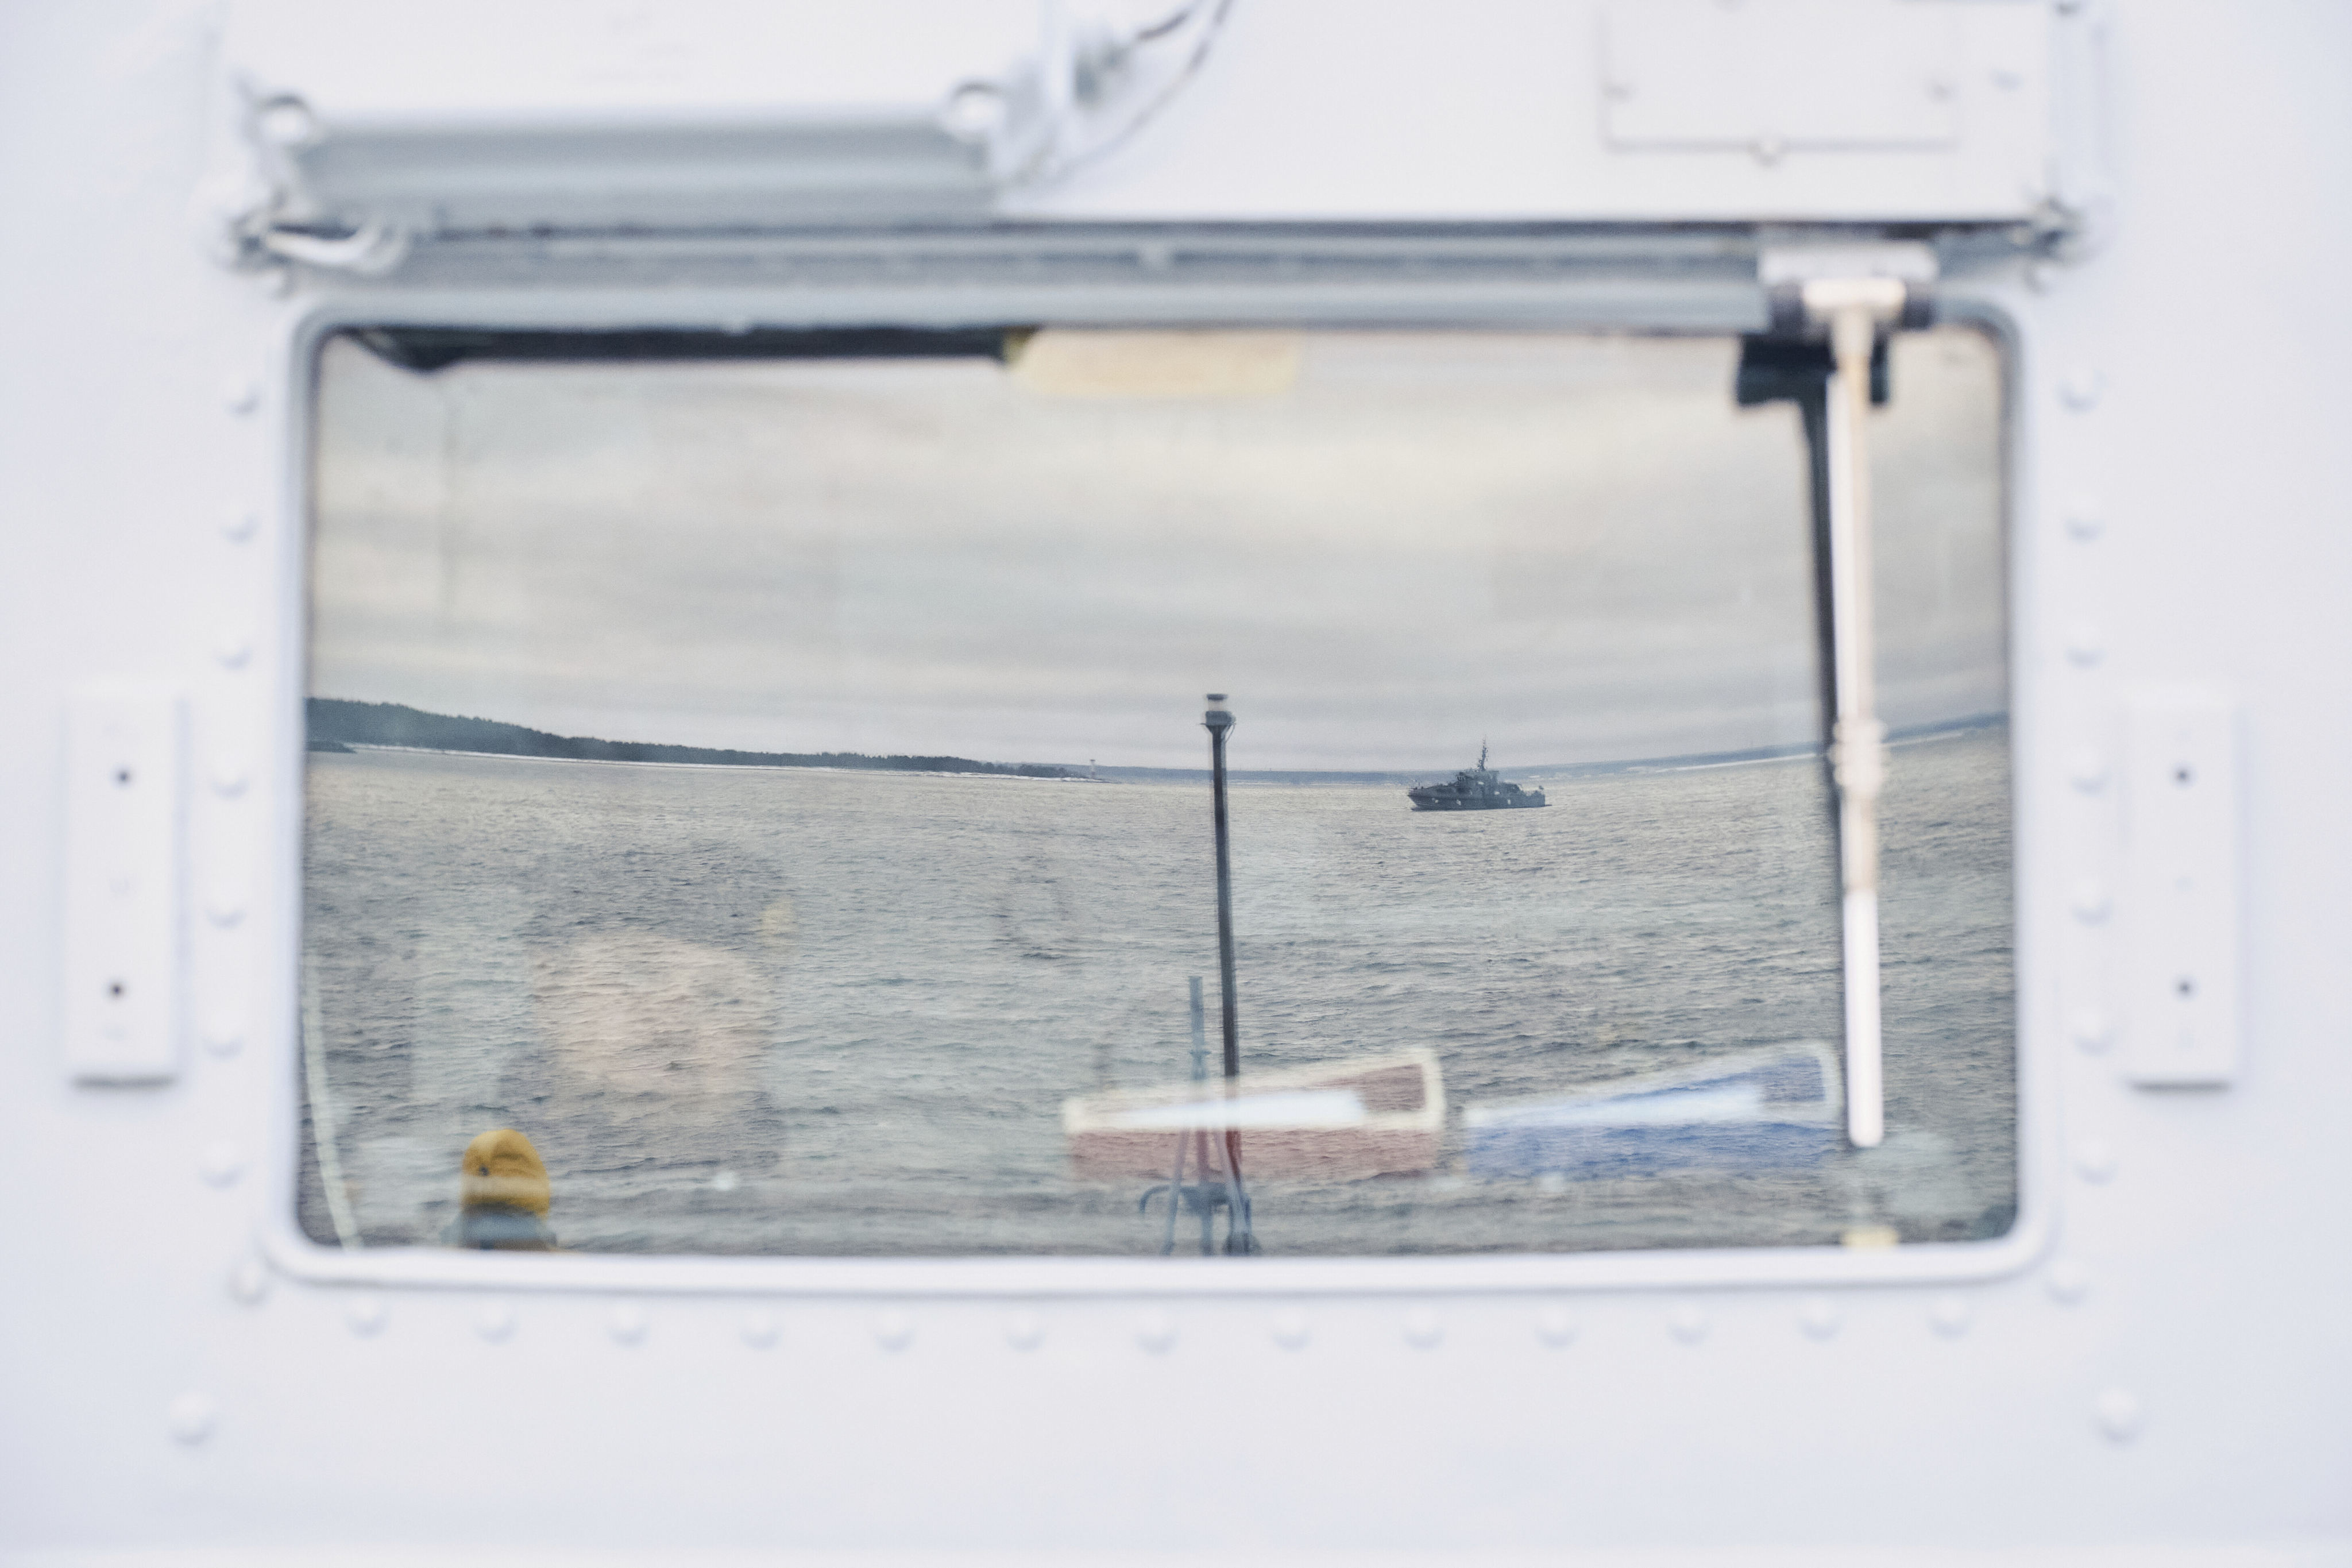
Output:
446,1127,558,1250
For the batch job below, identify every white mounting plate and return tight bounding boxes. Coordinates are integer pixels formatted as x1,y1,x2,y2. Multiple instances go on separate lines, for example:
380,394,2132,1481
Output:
221,0,2063,233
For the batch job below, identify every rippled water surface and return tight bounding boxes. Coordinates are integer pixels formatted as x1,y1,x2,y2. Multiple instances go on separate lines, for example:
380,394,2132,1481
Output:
301,728,2015,1254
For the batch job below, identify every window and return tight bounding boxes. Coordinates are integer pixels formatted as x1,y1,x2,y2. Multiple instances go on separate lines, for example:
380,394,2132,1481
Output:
302,323,2013,1257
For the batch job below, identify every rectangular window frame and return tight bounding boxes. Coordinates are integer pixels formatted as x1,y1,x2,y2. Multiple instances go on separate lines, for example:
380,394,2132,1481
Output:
259,259,2051,1297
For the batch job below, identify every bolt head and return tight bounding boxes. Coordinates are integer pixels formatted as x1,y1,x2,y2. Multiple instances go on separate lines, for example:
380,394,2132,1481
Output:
167,1392,217,1445
2060,366,2104,410
608,1304,648,1346
2069,1009,2114,1054
227,1257,270,1306
198,1141,244,1187
255,97,320,149
1667,1303,1709,1345
2075,1141,2119,1183
2094,1387,2143,1442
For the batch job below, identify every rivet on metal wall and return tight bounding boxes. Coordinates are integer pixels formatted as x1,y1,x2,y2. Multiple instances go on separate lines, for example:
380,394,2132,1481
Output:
254,96,319,150
202,1018,245,1059
874,1310,914,1351
2064,500,2106,541
1271,1310,1311,1350
2094,1387,2144,1442
222,377,261,416
1798,1297,1840,1340
1005,1310,1044,1351
608,1304,648,1346
2046,1260,2092,1305
2075,1141,2119,1183
1134,1311,1177,1354
221,509,258,543
1929,1296,1972,1338
2064,626,2104,667
198,1141,244,1187
476,1301,517,1342
346,1297,387,1337
215,632,254,670
210,758,250,798
2070,881,2112,924
2069,1009,2114,1055
1403,1308,1443,1350
1667,1303,1709,1345
204,892,248,928
1536,1307,1577,1347
2068,749,2110,793
167,1392,218,1445
739,1310,778,1349
226,1257,269,1307
2060,366,2104,410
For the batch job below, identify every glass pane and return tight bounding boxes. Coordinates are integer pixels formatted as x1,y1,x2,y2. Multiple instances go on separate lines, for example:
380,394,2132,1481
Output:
302,325,2013,1256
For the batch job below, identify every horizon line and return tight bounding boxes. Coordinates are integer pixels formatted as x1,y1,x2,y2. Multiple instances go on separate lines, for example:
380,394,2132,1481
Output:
311,696,2007,782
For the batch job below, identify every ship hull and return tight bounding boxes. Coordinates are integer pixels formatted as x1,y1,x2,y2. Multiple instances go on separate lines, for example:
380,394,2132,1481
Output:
1407,795,1548,810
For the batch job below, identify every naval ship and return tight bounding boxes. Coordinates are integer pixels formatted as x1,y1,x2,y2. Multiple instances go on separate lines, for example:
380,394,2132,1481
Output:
1405,744,1548,810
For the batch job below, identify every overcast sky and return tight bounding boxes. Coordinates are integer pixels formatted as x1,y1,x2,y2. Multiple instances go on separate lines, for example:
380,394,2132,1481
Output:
310,328,2003,771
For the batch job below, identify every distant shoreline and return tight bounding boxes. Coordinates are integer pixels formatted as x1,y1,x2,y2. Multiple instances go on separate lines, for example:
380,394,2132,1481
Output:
316,740,1106,783
306,698,1076,779
311,697,2006,786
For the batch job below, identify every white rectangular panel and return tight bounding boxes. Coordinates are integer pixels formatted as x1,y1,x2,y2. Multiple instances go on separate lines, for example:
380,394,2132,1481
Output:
1602,1,1959,151
2122,690,2241,1087
62,684,185,1084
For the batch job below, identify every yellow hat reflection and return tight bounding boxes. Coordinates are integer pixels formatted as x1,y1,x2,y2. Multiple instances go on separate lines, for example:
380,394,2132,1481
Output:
461,1127,551,1217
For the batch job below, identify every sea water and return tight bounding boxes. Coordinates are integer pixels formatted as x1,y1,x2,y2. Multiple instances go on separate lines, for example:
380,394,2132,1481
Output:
300,727,2015,1255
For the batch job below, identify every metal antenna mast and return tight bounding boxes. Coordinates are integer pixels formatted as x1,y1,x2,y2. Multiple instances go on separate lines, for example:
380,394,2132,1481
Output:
1202,693,1252,1252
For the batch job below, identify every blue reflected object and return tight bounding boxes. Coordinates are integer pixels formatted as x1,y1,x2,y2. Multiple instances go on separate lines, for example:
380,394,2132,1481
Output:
1462,1042,1843,1179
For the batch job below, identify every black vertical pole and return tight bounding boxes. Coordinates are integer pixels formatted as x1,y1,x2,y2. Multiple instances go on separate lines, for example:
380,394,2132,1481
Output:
1202,694,1250,1253
1203,696,1240,1080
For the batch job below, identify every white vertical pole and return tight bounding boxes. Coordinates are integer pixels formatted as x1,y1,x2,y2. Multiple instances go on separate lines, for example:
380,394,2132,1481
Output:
1821,299,1888,1149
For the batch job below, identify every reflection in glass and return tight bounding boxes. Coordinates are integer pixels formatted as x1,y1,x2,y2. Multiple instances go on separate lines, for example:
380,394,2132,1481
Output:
300,327,2013,1256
